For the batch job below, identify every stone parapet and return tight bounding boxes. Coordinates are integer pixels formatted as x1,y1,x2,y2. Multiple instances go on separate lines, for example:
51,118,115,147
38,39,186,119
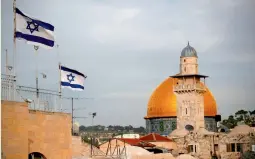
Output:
1,101,29,159
174,84,206,93
1,100,72,159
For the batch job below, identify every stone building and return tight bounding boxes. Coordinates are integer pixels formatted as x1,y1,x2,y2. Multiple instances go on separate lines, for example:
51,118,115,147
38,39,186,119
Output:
145,43,219,135
168,124,255,159
171,42,208,131
144,43,255,159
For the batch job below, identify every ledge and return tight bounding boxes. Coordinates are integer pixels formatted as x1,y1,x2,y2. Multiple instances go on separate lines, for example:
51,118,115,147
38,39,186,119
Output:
170,74,208,78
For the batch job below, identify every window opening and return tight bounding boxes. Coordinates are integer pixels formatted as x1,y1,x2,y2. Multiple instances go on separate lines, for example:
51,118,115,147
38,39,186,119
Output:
237,143,242,152
214,144,219,151
231,143,235,152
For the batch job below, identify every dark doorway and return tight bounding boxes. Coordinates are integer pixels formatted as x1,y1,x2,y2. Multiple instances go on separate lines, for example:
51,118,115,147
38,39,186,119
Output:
28,152,46,159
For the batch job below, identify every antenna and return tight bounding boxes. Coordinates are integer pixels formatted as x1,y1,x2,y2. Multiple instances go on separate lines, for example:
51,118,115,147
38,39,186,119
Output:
61,97,93,135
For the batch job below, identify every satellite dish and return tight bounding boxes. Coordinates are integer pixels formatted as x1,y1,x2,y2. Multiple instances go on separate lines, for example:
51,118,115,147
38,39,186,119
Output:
185,124,194,132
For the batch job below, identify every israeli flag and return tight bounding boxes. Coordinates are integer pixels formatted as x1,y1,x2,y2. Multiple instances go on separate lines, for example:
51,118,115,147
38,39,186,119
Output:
60,66,86,91
15,8,55,49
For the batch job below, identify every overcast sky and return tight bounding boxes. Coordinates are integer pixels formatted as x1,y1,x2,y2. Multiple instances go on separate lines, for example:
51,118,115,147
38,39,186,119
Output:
2,0,255,127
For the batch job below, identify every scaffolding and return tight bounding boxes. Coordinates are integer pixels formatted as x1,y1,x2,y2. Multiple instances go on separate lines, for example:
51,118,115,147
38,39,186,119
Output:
90,137,127,159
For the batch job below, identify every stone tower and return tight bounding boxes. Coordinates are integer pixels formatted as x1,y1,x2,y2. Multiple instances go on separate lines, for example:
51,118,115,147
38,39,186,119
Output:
171,42,208,131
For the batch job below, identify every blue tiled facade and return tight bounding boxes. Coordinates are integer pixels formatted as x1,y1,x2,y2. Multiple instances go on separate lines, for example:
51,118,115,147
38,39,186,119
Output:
204,117,217,132
145,118,177,136
146,117,216,135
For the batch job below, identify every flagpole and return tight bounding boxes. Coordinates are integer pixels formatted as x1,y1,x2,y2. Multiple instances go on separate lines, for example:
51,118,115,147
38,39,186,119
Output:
34,46,39,109
6,49,11,100
59,62,62,111
6,49,8,75
13,0,17,100
57,44,62,112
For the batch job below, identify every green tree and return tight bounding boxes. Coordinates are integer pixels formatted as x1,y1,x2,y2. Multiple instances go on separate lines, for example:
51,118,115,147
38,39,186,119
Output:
241,151,255,159
235,110,248,121
223,115,237,129
222,109,255,128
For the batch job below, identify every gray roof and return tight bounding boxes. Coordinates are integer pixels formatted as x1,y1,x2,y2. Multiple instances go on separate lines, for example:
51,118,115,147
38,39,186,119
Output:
181,42,198,57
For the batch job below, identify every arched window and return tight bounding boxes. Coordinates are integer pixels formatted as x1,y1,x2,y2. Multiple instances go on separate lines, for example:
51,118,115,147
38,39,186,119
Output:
29,152,47,159
184,67,186,72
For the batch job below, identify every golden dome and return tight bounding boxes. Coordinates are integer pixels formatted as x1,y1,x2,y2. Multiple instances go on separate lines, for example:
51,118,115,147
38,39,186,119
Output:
145,77,217,119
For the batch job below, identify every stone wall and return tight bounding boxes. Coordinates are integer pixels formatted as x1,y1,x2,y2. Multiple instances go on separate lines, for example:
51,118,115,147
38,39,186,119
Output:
171,132,255,159
1,101,29,159
72,136,91,158
171,133,213,159
177,93,204,130
217,133,255,159
1,100,72,159
28,110,72,159
180,56,198,75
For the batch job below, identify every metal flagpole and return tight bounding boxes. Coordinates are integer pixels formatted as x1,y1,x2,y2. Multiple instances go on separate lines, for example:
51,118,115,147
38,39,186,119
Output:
59,62,62,111
34,46,39,109
57,44,62,112
13,0,17,100
6,49,8,75
6,49,11,100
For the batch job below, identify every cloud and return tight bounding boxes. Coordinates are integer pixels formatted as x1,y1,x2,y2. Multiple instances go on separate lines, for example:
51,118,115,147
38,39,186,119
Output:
100,91,149,99
1,0,255,127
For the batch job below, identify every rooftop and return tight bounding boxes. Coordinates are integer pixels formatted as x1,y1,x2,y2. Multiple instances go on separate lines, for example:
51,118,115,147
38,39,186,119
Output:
116,138,156,148
140,133,172,142
181,42,198,57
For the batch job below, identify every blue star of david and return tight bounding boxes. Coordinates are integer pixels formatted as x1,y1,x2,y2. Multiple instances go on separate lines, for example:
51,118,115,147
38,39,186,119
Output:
26,20,39,34
67,73,75,83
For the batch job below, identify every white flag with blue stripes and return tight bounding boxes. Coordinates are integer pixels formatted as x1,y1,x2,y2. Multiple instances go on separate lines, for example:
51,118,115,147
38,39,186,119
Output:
15,8,55,49
60,66,86,91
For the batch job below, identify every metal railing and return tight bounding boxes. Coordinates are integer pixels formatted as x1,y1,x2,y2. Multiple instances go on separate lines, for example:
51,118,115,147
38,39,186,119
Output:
173,83,206,92
1,74,69,112
16,85,61,111
1,74,17,101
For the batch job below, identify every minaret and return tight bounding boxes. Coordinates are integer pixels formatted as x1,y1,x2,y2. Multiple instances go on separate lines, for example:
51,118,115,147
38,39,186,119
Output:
179,42,198,75
171,42,208,131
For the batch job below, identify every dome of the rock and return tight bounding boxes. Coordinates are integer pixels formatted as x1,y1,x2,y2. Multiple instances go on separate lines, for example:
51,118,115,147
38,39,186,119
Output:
144,43,218,135
145,77,217,119
144,77,218,135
